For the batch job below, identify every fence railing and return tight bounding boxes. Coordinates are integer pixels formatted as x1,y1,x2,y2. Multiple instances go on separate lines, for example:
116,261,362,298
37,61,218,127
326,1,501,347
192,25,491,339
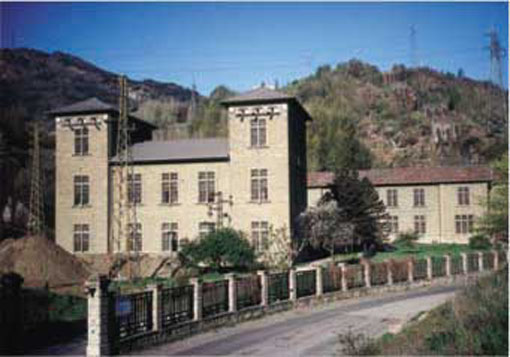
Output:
296,270,316,298
235,276,261,310
86,249,507,356
202,280,229,318
160,285,193,329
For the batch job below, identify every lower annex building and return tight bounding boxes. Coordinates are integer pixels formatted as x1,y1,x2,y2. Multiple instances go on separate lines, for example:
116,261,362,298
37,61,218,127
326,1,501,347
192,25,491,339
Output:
308,166,494,244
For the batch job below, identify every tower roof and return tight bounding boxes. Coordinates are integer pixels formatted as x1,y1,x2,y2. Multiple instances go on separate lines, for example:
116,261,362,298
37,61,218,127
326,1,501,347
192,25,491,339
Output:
221,87,293,105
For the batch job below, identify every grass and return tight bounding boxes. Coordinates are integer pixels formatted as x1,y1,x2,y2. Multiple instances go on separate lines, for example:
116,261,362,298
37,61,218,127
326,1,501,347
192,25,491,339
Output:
359,267,508,355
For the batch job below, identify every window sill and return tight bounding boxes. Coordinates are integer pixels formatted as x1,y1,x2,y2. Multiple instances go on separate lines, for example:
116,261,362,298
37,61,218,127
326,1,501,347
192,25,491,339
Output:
413,205,427,208
72,153,91,157
159,203,180,207
248,200,271,204
248,145,270,150
72,204,92,209
196,202,215,205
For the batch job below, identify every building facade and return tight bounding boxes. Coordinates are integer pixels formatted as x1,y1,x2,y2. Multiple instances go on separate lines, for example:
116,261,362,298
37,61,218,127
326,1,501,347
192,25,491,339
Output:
307,166,493,244
53,88,310,256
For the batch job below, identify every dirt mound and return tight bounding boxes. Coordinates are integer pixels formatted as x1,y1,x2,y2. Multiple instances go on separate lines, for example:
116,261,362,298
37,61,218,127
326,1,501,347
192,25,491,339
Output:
0,236,91,288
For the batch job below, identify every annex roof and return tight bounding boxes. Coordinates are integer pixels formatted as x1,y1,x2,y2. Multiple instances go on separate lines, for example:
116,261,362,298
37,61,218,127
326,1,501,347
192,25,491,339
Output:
307,166,494,188
221,87,293,105
111,138,229,164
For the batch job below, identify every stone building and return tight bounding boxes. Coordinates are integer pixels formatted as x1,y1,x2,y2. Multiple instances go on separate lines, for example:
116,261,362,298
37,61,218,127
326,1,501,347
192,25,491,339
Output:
307,166,493,244
52,88,310,256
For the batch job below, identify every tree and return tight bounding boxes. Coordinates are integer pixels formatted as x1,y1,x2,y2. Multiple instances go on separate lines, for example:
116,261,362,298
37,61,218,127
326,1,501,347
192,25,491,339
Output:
179,228,256,270
319,170,389,252
298,201,355,260
477,153,508,243
259,225,307,269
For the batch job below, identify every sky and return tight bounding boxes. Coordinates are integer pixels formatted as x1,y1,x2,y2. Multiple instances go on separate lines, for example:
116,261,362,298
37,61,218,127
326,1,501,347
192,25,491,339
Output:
1,2,508,95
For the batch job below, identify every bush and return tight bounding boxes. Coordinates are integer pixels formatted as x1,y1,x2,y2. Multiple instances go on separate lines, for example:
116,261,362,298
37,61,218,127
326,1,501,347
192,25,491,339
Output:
469,234,491,250
179,228,256,271
394,232,419,248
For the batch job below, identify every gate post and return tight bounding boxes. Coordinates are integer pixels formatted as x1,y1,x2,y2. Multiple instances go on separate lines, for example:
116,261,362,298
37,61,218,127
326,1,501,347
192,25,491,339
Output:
478,252,484,272
363,263,371,288
190,277,202,321
85,274,111,357
289,268,297,301
407,260,414,283
461,253,468,274
339,263,348,292
257,270,268,307
148,283,162,332
444,255,451,277
226,273,237,313
493,250,499,270
426,256,433,280
386,261,393,286
315,266,323,297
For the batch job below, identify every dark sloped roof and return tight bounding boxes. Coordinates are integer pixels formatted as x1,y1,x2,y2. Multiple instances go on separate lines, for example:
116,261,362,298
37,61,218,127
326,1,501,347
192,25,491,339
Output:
221,87,293,105
49,97,116,115
307,166,493,188
111,138,229,164
49,97,157,129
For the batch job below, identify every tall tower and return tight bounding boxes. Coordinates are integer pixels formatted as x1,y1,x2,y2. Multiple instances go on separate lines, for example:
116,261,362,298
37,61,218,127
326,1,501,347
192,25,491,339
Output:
27,122,45,237
486,28,506,88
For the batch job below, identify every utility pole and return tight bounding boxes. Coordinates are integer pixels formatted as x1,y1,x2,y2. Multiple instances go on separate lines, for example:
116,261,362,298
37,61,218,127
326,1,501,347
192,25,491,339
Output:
27,122,45,237
410,25,418,68
187,75,197,123
114,75,139,279
207,192,233,228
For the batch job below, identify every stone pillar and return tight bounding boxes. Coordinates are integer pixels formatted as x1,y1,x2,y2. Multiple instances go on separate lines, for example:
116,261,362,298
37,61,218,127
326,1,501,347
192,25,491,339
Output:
339,263,348,292
190,277,202,321
257,270,268,307
493,250,499,271
226,273,237,313
444,255,451,277
426,256,433,280
289,268,297,301
85,275,111,357
460,253,468,274
407,260,414,283
386,261,393,286
478,252,484,272
148,283,162,332
363,263,371,288
315,266,323,297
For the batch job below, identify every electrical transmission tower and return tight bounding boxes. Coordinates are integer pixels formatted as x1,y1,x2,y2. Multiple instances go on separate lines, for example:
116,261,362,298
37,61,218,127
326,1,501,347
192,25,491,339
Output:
410,25,418,68
486,28,506,88
27,122,45,237
114,75,139,279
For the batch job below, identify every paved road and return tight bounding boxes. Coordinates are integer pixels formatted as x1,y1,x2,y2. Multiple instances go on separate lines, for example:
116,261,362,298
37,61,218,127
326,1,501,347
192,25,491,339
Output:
142,285,458,356
31,284,459,356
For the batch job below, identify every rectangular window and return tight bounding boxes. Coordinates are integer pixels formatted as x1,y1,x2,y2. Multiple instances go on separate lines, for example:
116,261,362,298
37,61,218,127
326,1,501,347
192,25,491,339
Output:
127,223,142,252
414,215,426,234
413,188,425,207
387,189,398,207
128,174,142,204
73,175,89,206
74,126,89,155
162,222,178,252
457,187,470,206
162,173,178,204
199,222,215,239
251,169,269,201
73,224,89,252
250,118,267,147
251,221,269,252
388,216,399,234
198,172,215,203
455,215,475,234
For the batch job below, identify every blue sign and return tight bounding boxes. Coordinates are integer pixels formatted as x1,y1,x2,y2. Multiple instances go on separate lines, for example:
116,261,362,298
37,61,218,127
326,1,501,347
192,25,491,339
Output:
116,298,132,317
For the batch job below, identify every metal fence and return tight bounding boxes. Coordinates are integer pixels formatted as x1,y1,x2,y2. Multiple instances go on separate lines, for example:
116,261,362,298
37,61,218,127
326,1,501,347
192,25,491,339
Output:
323,266,343,293
160,285,193,329
296,270,316,298
483,252,494,271
370,263,388,286
114,291,153,342
202,280,229,318
450,255,463,275
268,272,289,304
389,260,409,283
345,265,364,289
413,259,428,280
236,275,261,310
467,253,479,272
432,256,446,277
